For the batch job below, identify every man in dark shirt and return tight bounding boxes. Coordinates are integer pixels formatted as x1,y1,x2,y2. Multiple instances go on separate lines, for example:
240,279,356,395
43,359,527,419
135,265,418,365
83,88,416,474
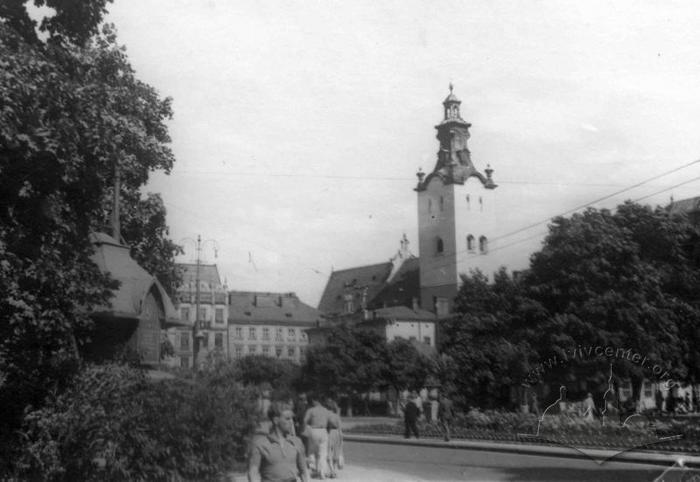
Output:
438,394,454,442
248,402,309,482
404,391,420,439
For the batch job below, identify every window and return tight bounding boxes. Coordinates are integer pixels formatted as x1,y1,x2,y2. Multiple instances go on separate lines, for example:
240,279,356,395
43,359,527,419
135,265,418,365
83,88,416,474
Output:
262,345,270,356
249,345,257,354
234,345,243,358
215,332,223,348
200,333,208,349
180,307,190,322
215,308,224,323
479,236,488,254
287,346,296,358
300,331,307,341
198,307,207,322
644,383,653,398
435,297,449,317
343,294,354,314
275,328,283,341
428,198,432,213
180,356,190,368
288,328,296,341
275,346,283,357
235,326,243,339
467,235,475,252
180,332,190,350
424,336,432,345
439,196,444,211
299,346,305,358
436,237,444,254
262,327,270,341
248,327,257,340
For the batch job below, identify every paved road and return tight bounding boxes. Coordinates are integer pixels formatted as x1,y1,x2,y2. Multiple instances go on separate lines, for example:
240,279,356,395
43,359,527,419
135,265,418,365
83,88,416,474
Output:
342,440,697,482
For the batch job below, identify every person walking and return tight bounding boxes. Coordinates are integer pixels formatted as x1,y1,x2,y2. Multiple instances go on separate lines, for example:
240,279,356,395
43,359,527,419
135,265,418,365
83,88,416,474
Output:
293,393,308,438
325,397,342,478
247,401,309,482
437,393,454,442
404,391,420,439
304,395,331,480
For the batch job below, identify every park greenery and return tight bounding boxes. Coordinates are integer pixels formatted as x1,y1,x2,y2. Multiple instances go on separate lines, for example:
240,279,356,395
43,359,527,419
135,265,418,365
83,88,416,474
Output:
441,202,700,410
0,1,182,477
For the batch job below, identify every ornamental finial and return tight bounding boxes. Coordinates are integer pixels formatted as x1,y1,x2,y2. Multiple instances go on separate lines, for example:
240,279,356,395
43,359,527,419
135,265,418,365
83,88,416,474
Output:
449,82,454,93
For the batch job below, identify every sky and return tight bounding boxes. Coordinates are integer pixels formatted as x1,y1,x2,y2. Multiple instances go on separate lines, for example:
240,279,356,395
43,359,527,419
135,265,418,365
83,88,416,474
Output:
102,0,700,306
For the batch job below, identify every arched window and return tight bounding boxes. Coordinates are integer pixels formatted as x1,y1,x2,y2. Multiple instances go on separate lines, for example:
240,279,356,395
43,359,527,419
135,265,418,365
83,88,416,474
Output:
467,235,475,252
436,237,444,254
479,236,488,254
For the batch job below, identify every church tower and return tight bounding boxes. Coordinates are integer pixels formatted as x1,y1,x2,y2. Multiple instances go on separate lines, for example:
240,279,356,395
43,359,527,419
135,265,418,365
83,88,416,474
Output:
415,85,498,315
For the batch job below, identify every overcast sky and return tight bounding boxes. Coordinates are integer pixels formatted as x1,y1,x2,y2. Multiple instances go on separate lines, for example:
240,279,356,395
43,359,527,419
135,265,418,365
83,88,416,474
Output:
105,0,700,306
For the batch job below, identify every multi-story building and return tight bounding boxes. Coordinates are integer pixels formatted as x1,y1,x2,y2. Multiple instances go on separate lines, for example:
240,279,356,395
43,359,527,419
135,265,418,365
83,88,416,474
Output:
166,263,228,368
228,291,323,363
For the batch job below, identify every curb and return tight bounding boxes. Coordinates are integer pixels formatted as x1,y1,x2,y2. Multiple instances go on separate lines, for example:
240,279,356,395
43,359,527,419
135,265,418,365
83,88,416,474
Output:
343,433,700,467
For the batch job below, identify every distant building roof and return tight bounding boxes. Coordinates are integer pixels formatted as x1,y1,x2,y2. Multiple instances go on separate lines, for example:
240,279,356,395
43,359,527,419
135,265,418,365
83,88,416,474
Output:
177,263,222,287
229,291,323,326
668,196,700,216
371,305,437,321
317,262,394,316
89,233,183,327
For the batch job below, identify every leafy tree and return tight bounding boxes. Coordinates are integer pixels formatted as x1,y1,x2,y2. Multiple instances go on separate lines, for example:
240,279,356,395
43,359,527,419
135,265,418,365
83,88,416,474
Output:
385,338,432,392
0,2,179,466
443,268,540,409
228,355,302,400
302,324,389,396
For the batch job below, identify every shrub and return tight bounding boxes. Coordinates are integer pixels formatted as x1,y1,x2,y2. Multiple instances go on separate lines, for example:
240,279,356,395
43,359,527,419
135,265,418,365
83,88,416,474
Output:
13,363,257,481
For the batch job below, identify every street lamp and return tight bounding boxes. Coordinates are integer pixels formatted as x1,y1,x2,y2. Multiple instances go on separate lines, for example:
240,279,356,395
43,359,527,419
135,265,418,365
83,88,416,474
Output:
180,234,220,370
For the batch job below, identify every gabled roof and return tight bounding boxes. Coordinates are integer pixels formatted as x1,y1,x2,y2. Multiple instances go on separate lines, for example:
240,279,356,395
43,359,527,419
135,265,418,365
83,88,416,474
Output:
317,262,393,316
229,291,323,326
368,257,420,310
89,233,183,327
668,196,700,216
178,263,222,287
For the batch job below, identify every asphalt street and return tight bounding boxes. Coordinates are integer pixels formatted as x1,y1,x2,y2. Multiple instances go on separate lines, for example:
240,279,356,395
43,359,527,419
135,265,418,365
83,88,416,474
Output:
341,440,697,482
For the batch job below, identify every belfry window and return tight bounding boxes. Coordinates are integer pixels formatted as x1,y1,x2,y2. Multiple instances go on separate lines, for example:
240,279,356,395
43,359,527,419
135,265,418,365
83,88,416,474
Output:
467,235,475,252
436,237,444,254
479,236,488,254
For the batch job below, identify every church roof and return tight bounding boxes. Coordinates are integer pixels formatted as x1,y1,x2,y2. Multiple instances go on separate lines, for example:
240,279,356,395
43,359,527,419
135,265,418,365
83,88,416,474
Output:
228,291,323,326
89,233,184,327
317,262,393,316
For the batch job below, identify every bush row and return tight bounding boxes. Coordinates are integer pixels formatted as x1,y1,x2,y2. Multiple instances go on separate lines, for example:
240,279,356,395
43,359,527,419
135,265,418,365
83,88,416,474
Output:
11,363,258,481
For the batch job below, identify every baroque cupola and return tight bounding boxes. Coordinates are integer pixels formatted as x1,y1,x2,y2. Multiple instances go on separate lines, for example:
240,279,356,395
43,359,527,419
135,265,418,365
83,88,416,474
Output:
415,84,497,191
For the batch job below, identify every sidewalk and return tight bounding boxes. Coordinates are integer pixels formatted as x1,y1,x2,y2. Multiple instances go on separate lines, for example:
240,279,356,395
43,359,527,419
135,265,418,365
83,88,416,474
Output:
228,464,432,482
343,433,700,467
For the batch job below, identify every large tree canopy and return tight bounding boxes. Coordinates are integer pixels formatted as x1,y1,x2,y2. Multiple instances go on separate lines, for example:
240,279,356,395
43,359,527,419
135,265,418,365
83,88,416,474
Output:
0,2,179,455
447,202,700,408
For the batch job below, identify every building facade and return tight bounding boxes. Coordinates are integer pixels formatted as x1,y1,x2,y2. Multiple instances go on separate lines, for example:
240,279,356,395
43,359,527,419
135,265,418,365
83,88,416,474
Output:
415,85,499,314
166,263,229,368
228,291,323,363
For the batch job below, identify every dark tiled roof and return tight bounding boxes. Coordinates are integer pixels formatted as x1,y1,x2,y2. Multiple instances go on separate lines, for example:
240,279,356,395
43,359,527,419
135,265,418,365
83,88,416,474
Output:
178,263,222,287
368,257,420,310
89,233,182,326
317,262,393,316
669,196,700,215
371,305,436,321
229,291,323,326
